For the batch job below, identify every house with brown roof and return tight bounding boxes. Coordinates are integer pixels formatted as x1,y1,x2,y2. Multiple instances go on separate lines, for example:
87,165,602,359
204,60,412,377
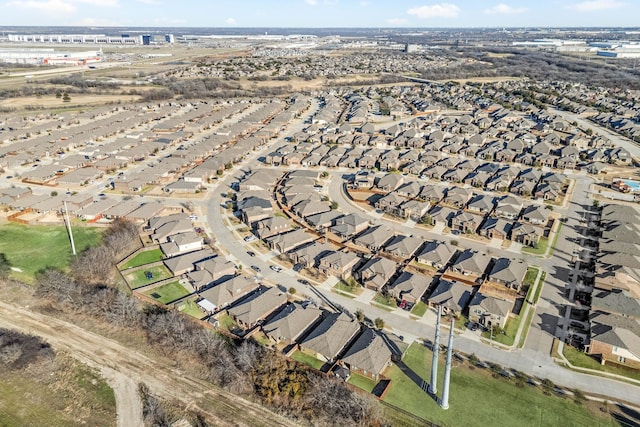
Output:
444,249,491,285
383,235,424,260
227,286,287,330
352,225,394,252
487,258,528,292
388,271,431,305
511,222,544,247
266,229,315,254
317,251,361,279
415,241,457,270
340,328,392,381
299,312,361,363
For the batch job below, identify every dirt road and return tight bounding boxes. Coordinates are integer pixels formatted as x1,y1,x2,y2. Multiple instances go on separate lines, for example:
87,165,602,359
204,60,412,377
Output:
0,301,298,427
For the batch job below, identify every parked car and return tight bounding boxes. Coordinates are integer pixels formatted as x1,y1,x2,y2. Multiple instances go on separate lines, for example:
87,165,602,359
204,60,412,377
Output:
297,279,310,285
244,235,257,242
251,265,261,272
247,251,256,257
270,265,282,273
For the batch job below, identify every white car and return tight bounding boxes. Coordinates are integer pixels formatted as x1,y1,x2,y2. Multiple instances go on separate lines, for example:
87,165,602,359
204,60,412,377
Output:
270,265,282,273
244,235,257,242
189,214,198,220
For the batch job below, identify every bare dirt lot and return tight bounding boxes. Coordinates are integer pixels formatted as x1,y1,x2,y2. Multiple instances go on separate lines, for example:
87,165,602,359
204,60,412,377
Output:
0,94,141,109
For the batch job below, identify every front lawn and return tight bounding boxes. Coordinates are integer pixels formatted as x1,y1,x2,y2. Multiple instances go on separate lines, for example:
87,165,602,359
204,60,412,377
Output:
347,373,377,393
410,301,428,317
382,343,617,426
524,267,539,287
120,248,163,269
142,281,190,304
374,293,397,308
290,350,325,370
0,223,102,283
521,238,549,256
124,265,173,289
563,346,640,382
333,280,363,296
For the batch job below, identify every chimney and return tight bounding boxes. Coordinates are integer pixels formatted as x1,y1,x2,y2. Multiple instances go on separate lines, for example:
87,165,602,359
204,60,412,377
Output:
428,305,442,395
441,316,454,410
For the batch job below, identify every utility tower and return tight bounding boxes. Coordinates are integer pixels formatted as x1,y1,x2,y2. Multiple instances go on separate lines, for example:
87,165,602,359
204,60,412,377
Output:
441,316,455,410
428,305,442,395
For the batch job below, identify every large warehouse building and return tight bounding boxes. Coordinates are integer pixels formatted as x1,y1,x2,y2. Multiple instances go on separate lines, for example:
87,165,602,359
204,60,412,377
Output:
0,48,103,65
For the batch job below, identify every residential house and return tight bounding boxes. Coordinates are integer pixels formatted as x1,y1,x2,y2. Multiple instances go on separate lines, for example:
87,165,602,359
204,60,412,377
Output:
488,258,528,291
288,241,334,269
494,195,523,220
451,211,483,234
388,271,431,305
187,256,236,290
467,194,495,215
352,225,395,252
376,174,404,192
415,241,457,270
266,229,315,254
356,257,398,292
330,213,370,239
443,187,472,208
521,205,551,226
163,248,215,276
589,311,640,369
254,216,292,239
262,303,322,345
340,328,392,381
198,275,259,313
227,286,287,330
468,292,513,329
160,231,203,258
511,222,544,247
445,249,491,285
427,279,473,317
478,217,513,241
383,235,424,260
299,312,361,362
317,250,361,279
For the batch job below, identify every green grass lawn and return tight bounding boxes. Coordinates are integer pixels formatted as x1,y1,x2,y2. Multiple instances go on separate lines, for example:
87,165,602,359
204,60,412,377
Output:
563,346,640,382
0,223,102,283
177,298,205,319
347,373,377,393
142,281,190,304
290,350,325,370
532,272,546,304
521,238,549,256
215,313,238,332
382,343,617,427
124,265,173,289
481,314,521,346
251,331,272,347
524,267,539,287
120,248,163,269
374,293,397,308
410,301,428,317
333,280,363,295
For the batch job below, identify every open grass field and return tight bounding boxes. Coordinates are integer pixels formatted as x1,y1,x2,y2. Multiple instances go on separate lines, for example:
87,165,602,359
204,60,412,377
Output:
120,248,164,269
0,357,115,427
142,280,190,304
382,343,617,427
0,94,140,110
0,223,102,283
124,264,173,289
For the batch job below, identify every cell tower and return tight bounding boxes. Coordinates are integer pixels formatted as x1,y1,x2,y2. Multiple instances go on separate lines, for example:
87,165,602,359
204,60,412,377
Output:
429,305,442,395
441,316,455,410
63,201,76,256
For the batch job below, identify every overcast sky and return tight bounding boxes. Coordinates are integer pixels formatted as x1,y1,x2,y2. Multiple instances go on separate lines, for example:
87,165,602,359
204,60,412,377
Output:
1,0,638,28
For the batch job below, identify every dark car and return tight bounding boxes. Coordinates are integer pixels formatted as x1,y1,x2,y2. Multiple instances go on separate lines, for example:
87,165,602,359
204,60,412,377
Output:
297,279,310,285
251,265,261,272
247,251,256,257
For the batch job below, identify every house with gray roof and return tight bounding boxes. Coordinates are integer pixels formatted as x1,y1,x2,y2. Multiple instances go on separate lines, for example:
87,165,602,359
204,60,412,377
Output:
445,249,491,285
198,275,258,313
330,212,370,239
451,211,483,234
227,286,287,330
288,241,334,268
416,241,457,270
478,217,513,241
591,290,640,318
488,258,528,291
299,312,361,363
383,235,424,260
356,257,398,292
388,271,431,305
521,205,551,226
340,328,392,381
468,292,513,329
376,173,404,192
589,311,640,369
428,279,473,317
187,256,236,290
495,195,523,220
510,222,543,247
317,251,361,279
352,225,395,252
266,229,315,254
254,216,292,240
262,303,322,345
163,248,215,276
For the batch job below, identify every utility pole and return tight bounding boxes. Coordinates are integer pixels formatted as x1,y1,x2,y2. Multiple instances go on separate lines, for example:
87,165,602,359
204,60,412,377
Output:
429,305,442,395
63,201,77,256
440,317,454,410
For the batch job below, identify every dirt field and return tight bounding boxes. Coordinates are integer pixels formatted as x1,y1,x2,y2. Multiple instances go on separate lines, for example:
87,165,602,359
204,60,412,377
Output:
0,94,141,110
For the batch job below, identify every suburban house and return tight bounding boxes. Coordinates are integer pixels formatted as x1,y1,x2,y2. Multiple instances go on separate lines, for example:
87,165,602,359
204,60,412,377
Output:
468,291,513,329
262,302,323,345
330,212,370,239
494,195,523,220
288,242,334,269
160,231,203,257
254,216,292,239
266,229,315,254
387,271,431,306
588,311,640,369
415,241,457,270
479,217,513,241
187,257,236,291
511,222,544,247
163,248,215,276
427,279,474,317
356,257,398,292
383,235,424,260
444,249,491,285
521,204,551,226
339,328,393,381
197,275,259,314
487,258,528,292
317,251,361,279
352,225,395,252
299,312,361,363
450,211,483,234
227,286,287,330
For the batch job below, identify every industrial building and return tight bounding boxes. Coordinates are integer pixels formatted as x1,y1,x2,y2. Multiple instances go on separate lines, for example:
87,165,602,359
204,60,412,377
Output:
0,48,103,65
6,33,174,45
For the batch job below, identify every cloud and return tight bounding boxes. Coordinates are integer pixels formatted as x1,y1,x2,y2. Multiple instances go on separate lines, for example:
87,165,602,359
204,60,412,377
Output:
6,0,76,12
305,0,317,5
225,17,237,25
387,18,409,25
407,3,460,19
75,0,118,5
484,3,527,14
359,0,369,6
569,0,624,11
